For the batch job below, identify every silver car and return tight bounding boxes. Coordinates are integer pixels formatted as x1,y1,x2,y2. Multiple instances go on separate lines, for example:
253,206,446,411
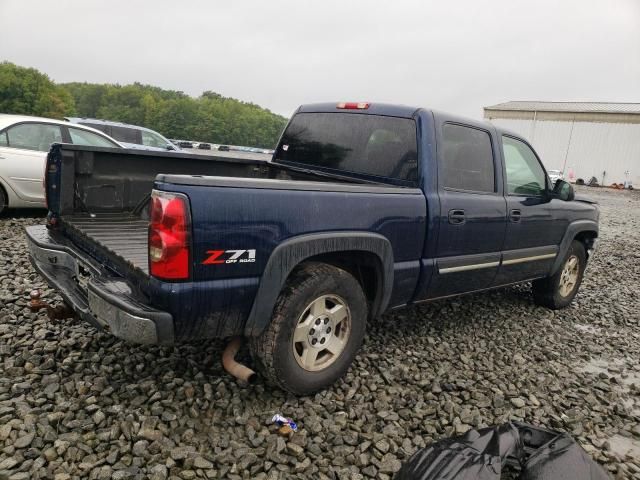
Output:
0,114,122,213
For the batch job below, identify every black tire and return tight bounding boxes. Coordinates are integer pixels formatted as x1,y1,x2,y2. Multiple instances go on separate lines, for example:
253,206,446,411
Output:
0,186,7,215
532,240,587,309
249,262,368,395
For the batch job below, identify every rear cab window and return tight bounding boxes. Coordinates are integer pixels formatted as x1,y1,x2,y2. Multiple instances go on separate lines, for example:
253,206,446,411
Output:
274,112,418,184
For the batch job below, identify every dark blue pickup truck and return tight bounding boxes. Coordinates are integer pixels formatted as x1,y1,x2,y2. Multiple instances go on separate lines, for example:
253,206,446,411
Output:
26,102,599,394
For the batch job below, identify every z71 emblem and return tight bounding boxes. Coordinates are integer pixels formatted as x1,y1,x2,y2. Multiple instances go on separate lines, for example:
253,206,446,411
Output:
202,249,256,265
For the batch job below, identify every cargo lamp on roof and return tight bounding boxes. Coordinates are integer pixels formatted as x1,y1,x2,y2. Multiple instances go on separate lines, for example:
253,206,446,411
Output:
337,102,370,110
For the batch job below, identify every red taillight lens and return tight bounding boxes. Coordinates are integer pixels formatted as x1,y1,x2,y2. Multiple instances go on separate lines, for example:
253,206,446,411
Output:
148,190,191,280
337,102,370,110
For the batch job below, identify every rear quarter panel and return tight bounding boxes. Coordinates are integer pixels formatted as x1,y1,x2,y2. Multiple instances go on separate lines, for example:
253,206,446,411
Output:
164,182,426,279
152,181,426,339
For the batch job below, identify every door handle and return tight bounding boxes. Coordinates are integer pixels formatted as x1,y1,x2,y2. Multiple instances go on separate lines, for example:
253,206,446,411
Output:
510,209,522,222
448,209,466,225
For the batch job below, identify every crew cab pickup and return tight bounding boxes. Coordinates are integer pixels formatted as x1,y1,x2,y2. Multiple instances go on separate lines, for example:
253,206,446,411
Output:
26,102,599,394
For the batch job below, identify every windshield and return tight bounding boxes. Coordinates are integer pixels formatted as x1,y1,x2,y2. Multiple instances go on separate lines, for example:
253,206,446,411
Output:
275,112,418,183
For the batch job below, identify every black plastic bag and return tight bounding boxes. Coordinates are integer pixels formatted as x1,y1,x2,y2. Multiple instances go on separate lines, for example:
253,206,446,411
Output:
396,422,610,480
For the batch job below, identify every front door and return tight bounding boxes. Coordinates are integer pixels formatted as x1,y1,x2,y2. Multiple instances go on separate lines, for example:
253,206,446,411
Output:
495,135,567,285
426,122,507,298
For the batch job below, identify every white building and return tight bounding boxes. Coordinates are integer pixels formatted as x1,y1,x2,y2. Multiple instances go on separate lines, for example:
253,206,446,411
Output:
484,101,640,186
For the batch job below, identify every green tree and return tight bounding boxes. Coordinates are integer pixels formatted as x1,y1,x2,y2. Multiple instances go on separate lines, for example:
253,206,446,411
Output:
62,82,108,118
57,77,289,147
0,61,75,118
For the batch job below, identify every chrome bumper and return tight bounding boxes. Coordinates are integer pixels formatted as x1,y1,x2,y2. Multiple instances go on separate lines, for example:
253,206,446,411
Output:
26,225,174,345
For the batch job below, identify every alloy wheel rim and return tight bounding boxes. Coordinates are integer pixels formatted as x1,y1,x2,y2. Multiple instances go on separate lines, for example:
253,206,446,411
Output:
292,294,351,372
559,255,579,297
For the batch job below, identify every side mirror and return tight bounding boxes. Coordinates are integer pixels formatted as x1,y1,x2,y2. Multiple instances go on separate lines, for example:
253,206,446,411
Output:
166,144,175,151
552,179,575,201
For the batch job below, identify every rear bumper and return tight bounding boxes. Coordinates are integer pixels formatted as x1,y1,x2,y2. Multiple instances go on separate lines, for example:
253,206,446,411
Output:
26,225,174,345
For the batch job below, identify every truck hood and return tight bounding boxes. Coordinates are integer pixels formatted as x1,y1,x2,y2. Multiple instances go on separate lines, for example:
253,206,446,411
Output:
574,194,598,205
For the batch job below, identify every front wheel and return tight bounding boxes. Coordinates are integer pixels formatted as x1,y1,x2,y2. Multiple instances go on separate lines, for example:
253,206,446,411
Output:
532,240,586,309
249,262,367,395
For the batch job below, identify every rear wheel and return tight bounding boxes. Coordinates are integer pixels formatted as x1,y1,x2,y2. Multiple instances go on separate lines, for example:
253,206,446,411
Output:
250,262,367,395
532,240,586,309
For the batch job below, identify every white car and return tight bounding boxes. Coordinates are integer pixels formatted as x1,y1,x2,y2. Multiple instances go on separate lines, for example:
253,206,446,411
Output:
0,114,122,213
547,169,564,185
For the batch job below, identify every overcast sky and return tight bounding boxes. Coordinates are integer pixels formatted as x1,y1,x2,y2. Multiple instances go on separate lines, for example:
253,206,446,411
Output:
1,0,639,119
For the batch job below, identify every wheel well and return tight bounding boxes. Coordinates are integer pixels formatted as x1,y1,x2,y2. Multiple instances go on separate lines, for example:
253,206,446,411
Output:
298,251,384,317
574,230,598,257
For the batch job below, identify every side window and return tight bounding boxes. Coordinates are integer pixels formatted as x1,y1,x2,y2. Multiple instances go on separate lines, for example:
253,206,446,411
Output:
141,130,167,148
0,131,7,147
441,124,495,193
110,126,142,145
502,136,547,196
5,123,63,152
68,127,118,148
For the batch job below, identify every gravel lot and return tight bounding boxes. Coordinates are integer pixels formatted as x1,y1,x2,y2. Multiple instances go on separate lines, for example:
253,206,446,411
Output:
1,186,639,480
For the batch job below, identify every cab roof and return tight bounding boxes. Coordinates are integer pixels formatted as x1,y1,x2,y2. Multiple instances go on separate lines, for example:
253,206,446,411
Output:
297,102,421,118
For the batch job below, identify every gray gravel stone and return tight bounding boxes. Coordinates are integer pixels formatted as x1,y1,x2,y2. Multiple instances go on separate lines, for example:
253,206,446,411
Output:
0,187,639,477
0,458,18,470
149,464,168,480
12,433,34,449
192,457,213,469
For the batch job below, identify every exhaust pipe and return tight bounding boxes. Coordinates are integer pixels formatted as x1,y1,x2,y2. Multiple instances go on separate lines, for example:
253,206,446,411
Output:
222,336,257,384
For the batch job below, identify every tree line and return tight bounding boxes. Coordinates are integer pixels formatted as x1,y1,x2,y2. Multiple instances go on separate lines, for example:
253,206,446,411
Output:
0,61,288,148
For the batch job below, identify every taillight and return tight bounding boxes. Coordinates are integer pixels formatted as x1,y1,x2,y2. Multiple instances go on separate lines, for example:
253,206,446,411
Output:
148,190,191,280
337,102,370,109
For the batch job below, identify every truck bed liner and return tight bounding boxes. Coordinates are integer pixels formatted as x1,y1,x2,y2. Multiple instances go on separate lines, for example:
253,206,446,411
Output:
63,214,149,274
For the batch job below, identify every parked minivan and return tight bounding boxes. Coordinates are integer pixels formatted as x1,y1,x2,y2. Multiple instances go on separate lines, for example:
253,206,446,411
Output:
65,118,179,152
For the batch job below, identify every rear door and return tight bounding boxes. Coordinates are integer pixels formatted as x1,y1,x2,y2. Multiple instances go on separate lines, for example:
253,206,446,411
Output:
494,135,566,284
424,121,507,298
0,122,63,203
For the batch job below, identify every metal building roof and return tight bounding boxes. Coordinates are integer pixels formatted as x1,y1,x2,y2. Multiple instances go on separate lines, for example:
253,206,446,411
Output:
484,101,640,115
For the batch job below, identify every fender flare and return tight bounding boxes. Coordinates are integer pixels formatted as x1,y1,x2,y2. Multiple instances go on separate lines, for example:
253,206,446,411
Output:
244,231,394,336
550,220,599,275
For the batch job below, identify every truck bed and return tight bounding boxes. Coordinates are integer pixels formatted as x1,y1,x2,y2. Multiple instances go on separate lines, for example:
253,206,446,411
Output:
63,214,150,274
47,144,373,281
